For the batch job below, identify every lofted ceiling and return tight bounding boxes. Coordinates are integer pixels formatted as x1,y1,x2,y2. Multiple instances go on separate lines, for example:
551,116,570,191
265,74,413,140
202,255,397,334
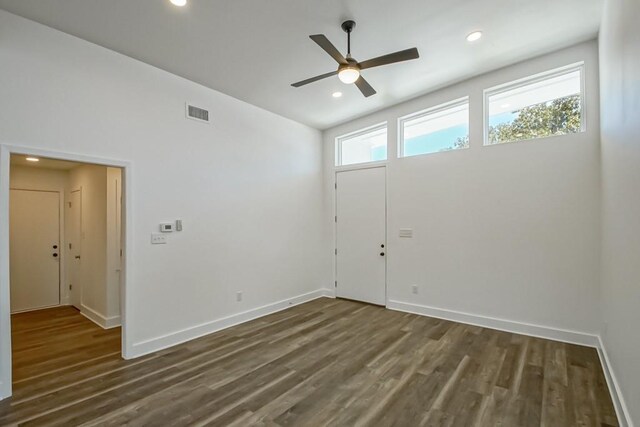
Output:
0,0,603,129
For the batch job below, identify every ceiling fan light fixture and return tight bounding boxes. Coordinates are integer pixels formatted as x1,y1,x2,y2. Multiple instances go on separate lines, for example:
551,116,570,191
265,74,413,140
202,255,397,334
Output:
338,66,360,84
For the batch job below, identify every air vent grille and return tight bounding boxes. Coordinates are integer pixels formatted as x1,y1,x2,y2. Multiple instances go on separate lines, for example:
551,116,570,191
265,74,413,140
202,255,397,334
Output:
186,103,210,124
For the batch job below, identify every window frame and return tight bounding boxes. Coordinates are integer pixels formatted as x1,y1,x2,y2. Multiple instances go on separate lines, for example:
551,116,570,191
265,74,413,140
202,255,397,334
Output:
483,62,586,146
335,122,388,168
398,97,470,158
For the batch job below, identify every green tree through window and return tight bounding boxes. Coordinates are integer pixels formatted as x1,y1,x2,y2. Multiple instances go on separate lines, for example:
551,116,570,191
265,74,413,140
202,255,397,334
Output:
451,94,581,147
488,94,581,144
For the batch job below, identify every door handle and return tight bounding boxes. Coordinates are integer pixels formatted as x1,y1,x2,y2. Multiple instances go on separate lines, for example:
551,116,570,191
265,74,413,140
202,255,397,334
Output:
53,253,58,257
75,256,81,260
380,252,385,256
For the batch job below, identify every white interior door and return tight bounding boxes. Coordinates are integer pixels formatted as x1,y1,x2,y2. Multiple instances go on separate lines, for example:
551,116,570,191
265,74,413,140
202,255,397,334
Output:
68,190,82,309
336,167,386,305
10,189,61,313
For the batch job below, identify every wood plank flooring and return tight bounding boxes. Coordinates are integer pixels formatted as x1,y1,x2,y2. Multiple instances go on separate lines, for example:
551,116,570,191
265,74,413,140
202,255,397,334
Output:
0,299,618,426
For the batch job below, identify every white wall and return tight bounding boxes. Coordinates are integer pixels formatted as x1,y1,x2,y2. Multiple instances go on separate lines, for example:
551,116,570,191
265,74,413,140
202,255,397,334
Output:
9,166,69,304
68,164,108,321
599,0,640,423
323,41,602,340
0,10,325,356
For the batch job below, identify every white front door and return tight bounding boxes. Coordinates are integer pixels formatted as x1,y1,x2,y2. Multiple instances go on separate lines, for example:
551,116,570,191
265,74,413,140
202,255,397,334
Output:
10,189,61,312
68,190,82,309
336,167,386,305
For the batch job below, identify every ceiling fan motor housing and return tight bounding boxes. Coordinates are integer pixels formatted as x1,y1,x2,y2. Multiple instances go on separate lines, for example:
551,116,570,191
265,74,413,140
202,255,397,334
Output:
341,20,356,33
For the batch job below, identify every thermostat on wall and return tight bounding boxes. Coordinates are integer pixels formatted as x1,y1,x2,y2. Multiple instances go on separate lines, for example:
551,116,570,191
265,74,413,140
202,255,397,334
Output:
160,223,174,233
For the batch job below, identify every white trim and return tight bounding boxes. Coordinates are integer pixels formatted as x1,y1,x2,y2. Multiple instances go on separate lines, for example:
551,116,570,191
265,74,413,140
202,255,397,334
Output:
0,145,12,400
81,304,121,329
597,336,634,427
129,289,334,358
0,142,132,401
334,160,388,173
386,299,599,347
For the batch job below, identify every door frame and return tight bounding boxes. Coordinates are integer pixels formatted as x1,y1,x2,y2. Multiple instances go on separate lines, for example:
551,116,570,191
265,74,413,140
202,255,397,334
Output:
334,164,388,305
68,188,83,310
8,189,63,312
0,143,134,400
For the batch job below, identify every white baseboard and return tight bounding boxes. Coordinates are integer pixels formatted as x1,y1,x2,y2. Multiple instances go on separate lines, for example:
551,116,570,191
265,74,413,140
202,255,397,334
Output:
597,336,634,427
81,304,121,330
386,300,600,348
129,288,334,358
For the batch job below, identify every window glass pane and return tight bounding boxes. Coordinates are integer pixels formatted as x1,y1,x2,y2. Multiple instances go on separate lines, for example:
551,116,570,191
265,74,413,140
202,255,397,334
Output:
486,67,583,145
401,100,469,157
337,125,387,166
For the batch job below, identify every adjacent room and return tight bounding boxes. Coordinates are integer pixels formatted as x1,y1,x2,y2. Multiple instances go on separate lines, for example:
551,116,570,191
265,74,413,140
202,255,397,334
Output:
0,0,638,425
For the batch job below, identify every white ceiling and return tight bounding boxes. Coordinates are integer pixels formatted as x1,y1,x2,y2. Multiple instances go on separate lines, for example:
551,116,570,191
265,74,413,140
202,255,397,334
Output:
11,155,81,170
0,0,603,129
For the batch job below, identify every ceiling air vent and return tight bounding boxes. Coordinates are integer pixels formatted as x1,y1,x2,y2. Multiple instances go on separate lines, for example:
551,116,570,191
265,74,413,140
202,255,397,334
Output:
185,103,210,124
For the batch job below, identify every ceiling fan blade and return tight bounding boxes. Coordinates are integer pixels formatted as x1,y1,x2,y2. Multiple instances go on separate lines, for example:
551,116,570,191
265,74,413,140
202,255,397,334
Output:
355,76,376,97
291,70,338,87
358,47,419,70
309,34,348,65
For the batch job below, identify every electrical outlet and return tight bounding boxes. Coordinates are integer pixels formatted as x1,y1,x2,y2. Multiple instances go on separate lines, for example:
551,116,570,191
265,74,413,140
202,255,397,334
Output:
412,285,418,294
151,233,167,245
236,291,242,302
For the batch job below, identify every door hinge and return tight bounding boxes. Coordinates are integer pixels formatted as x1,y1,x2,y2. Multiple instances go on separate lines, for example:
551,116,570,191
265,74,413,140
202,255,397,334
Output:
68,202,72,208
334,280,337,288
69,243,72,250
334,216,337,222
334,248,337,255
69,284,72,290
334,183,337,190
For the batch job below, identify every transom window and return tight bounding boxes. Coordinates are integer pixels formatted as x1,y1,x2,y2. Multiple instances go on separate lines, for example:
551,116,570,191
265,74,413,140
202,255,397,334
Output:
484,63,585,145
399,98,470,157
335,123,387,166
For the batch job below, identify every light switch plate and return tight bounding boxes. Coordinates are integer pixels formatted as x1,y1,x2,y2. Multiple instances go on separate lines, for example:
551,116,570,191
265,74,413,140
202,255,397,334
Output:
151,233,167,244
399,228,413,238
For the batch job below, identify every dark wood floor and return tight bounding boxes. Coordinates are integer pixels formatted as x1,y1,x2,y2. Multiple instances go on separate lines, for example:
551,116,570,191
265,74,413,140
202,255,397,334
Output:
0,298,617,426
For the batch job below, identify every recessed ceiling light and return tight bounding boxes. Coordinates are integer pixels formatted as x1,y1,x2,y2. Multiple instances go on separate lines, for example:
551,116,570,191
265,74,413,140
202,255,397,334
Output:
25,157,40,162
170,0,187,6
332,91,343,98
466,31,483,42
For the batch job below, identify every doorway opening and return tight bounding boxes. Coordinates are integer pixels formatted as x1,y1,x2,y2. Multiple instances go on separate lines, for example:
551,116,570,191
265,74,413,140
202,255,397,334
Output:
0,146,130,400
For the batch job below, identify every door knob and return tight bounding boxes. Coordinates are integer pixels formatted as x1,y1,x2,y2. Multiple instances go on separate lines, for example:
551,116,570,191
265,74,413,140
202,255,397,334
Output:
75,256,81,260
53,253,58,257
380,252,385,256
53,245,58,249
381,244,385,248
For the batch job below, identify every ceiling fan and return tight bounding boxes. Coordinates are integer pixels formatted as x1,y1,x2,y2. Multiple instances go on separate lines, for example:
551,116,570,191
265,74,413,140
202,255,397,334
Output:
291,20,419,97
